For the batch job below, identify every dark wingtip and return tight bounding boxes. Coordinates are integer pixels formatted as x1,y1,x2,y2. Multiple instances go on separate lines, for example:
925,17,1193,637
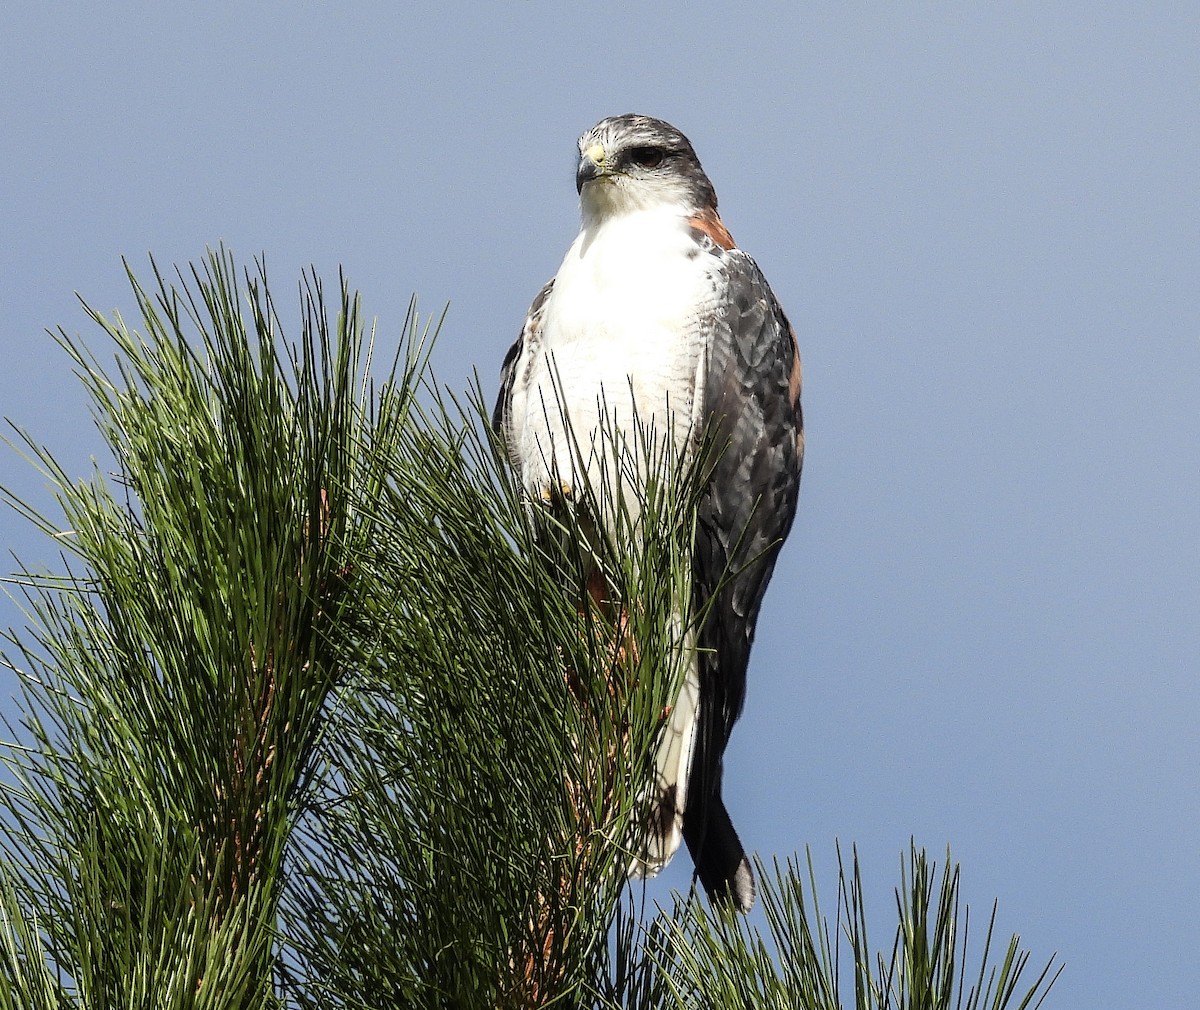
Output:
731,856,756,913
687,796,756,913
701,853,756,914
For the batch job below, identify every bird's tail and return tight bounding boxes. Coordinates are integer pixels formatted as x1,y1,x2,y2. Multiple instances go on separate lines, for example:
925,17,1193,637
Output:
628,662,700,879
627,652,755,914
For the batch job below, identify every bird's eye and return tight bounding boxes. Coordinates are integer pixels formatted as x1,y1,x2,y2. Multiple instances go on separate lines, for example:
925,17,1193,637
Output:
628,146,665,169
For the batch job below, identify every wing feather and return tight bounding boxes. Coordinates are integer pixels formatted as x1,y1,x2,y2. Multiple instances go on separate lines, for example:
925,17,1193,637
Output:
492,279,555,444
683,242,803,909
493,234,802,915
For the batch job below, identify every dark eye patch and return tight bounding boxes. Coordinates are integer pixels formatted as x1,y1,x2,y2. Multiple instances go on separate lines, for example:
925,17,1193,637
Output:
627,145,665,169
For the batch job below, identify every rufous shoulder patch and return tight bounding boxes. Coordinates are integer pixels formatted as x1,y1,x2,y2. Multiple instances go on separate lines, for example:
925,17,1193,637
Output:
688,205,737,250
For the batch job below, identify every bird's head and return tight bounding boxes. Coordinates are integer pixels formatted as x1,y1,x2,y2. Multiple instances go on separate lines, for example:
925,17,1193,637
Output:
575,114,718,222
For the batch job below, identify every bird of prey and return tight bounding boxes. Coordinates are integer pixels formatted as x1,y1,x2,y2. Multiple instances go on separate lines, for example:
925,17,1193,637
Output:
493,114,803,912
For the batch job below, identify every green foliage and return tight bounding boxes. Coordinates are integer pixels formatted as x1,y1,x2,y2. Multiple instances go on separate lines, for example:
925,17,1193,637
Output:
0,249,413,1007
279,372,706,1007
0,253,1058,1008
635,848,1061,1010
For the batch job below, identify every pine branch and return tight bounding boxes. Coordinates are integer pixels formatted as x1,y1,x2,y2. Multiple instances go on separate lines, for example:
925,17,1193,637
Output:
0,248,417,1006
0,253,1059,1010
278,378,703,1008
621,847,1061,1010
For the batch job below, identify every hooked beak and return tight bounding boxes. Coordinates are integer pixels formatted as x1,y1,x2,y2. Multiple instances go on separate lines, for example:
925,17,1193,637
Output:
576,142,608,194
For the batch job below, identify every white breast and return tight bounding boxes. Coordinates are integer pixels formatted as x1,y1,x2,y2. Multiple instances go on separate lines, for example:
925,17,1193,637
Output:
511,208,718,523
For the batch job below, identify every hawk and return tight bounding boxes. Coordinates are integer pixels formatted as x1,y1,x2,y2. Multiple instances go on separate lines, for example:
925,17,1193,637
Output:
493,114,803,912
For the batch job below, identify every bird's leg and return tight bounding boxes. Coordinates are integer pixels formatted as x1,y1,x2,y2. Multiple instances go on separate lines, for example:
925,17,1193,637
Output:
537,478,577,506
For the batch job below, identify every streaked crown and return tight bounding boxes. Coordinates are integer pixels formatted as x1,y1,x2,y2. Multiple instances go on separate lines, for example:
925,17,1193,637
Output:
575,114,717,218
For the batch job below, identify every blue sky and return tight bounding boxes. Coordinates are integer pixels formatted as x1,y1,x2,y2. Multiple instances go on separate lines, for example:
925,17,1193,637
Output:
2,5,1197,1006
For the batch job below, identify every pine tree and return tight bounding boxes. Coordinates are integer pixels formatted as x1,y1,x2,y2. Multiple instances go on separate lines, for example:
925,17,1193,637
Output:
0,251,1059,1009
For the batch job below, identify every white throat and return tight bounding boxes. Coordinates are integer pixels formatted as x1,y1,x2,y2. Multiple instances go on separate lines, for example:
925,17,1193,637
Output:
579,177,698,231
510,203,718,523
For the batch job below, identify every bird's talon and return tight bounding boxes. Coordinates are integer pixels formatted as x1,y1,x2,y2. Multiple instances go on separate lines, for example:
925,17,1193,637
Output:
538,479,576,505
